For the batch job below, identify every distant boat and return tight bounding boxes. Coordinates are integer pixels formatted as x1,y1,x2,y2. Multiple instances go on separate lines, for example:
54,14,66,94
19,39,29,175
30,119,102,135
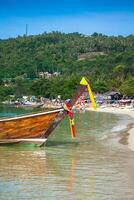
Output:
0,77,96,146
22,101,43,108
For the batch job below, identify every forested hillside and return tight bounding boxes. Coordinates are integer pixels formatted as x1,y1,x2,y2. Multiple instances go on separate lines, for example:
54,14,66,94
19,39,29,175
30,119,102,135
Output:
0,32,134,100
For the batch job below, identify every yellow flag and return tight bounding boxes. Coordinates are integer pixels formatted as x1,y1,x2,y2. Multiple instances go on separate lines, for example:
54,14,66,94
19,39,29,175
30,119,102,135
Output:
80,77,96,110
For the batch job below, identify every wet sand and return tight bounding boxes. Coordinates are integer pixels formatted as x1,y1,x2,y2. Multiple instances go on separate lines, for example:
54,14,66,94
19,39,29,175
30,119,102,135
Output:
86,107,134,151
128,124,134,151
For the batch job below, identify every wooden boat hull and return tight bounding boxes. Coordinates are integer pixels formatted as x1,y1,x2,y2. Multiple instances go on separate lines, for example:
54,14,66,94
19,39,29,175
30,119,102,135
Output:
0,109,63,145
0,83,88,146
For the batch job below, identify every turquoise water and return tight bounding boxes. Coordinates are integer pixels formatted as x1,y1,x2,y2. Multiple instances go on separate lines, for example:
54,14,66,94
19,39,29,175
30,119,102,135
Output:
0,105,134,200
0,104,41,117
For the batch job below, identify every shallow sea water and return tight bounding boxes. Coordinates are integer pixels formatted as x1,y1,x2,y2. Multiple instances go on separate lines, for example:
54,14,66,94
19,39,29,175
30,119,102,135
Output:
0,106,134,200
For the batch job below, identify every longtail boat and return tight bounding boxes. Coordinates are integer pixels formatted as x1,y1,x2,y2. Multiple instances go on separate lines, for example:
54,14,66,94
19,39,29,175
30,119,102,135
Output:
0,77,96,146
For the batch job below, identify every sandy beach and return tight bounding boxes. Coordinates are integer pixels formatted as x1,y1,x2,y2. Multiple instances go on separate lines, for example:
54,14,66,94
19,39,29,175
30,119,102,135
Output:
86,106,134,151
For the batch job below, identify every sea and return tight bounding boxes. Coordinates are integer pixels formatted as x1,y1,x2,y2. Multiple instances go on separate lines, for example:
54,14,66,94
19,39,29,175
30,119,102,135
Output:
0,105,134,200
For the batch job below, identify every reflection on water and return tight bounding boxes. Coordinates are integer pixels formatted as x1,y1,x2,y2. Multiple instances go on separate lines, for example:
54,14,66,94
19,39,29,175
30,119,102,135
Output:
0,109,134,199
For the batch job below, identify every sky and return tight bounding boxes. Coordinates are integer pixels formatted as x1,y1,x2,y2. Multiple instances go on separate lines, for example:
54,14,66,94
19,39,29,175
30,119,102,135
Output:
0,0,134,39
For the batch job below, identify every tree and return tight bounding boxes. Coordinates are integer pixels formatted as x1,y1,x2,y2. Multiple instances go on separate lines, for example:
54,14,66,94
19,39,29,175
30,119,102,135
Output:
119,77,134,96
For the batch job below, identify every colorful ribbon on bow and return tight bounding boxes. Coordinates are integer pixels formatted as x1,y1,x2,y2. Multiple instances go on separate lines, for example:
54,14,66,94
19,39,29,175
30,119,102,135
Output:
64,102,75,138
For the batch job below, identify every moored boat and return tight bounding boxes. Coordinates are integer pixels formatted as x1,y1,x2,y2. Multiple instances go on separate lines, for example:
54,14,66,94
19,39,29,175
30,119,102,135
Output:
0,77,96,146
0,109,64,146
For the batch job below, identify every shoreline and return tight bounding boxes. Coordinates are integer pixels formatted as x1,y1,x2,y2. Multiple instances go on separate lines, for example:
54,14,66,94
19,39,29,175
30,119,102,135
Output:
86,107,134,151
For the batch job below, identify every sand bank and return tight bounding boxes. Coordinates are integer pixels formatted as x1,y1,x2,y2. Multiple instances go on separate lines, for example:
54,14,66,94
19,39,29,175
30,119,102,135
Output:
86,107,134,151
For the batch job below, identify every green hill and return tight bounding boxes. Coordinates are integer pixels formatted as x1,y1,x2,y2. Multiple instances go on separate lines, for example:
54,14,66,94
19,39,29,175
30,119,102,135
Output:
0,32,134,100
